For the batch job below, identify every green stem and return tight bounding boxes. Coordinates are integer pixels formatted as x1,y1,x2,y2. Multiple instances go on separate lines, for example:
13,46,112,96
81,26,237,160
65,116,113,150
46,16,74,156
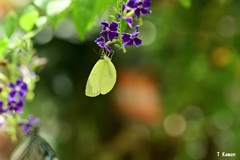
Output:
117,0,124,51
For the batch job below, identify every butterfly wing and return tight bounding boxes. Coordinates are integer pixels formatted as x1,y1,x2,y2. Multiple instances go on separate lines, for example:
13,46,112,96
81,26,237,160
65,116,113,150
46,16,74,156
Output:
10,134,58,160
100,56,116,95
38,136,58,160
86,59,106,97
10,137,31,160
85,56,117,97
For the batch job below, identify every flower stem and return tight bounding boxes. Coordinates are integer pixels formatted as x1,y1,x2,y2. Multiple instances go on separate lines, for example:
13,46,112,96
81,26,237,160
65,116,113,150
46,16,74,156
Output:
117,0,125,51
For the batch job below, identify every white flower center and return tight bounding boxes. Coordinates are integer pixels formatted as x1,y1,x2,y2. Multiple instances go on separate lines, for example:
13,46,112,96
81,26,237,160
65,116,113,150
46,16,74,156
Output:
106,27,110,31
15,86,21,92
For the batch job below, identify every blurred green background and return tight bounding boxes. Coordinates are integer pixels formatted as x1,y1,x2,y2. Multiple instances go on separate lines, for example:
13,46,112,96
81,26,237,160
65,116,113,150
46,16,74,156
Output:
1,0,240,159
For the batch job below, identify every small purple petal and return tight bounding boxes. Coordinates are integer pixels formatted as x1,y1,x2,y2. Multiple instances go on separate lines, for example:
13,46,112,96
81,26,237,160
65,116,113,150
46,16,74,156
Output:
8,91,16,98
123,39,134,47
116,14,121,20
133,38,142,46
0,101,5,114
143,0,151,8
21,124,31,134
127,0,137,8
8,83,15,89
0,101,3,107
20,83,27,91
100,20,109,27
134,8,141,18
95,36,105,48
124,17,134,28
105,45,114,53
28,115,40,125
100,30,108,36
135,25,140,32
141,8,152,15
109,21,118,31
108,31,119,41
122,33,131,43
132,31,139,37
16,78,22,85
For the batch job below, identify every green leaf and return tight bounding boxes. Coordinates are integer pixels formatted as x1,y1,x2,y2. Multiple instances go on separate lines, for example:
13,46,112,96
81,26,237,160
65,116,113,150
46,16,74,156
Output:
178,0,191,9
72,0,94,40
33,0,50,10
35,16,48,28
3,11,18,38
72,0,114,40
46,0,71,17
0,38,9,56
19,5,39,32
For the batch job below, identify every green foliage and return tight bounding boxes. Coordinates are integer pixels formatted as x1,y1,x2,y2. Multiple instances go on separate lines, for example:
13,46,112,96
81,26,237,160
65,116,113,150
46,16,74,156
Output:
0,38,8,56
3,11,18,38
33,0,50,10
46,0,71,17
35,16,48,28
72,0,115,40
19,5,40,32
178,0,191,9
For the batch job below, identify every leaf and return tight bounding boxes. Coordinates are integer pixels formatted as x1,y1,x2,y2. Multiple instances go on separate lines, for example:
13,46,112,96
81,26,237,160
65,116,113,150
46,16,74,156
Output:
72,0,115,40
72,0,95,40
19,5,40,32
46,0,71,17
35,16,48,28
33,0,50,10
178,0,191,9
0,38,9,56
3,11,18,38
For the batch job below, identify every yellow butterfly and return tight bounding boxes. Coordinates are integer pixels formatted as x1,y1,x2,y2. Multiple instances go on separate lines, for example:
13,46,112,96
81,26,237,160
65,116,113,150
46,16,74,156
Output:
85,55,116,97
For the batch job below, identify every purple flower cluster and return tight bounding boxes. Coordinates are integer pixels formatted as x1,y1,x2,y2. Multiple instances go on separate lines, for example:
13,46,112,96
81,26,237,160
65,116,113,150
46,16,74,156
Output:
95,0,152,53
126,0,152,18
0,78,27,114
8,78,27,114
0,78,39,133
20,115,39,134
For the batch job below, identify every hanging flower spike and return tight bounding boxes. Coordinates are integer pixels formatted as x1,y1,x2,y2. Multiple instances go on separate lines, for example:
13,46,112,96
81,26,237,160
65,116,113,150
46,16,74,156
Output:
122,25,142,47
8,78,28,98
95,36,114,53
126,0,152,19
20,115,39,134
8,98,24,114
100,20,119,41
0,101,6,114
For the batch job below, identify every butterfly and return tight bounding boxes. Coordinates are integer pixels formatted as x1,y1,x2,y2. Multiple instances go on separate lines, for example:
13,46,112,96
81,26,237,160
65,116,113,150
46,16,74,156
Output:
10,128,58,160
85,54,117,97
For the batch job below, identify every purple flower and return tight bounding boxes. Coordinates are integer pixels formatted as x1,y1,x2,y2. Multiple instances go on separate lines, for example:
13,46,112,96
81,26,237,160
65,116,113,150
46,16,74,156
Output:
8,78,28,98
95,36,114,53
116,14,121,20
100,20,119,41
8,99,24,114
124,17,134,28
0,101,6,114
20,115,39,134
122,25,142,47
126,0,152,18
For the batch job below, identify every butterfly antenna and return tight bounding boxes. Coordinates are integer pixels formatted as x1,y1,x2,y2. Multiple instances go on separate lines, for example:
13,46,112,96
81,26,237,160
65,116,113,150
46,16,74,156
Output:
93,47,99,57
